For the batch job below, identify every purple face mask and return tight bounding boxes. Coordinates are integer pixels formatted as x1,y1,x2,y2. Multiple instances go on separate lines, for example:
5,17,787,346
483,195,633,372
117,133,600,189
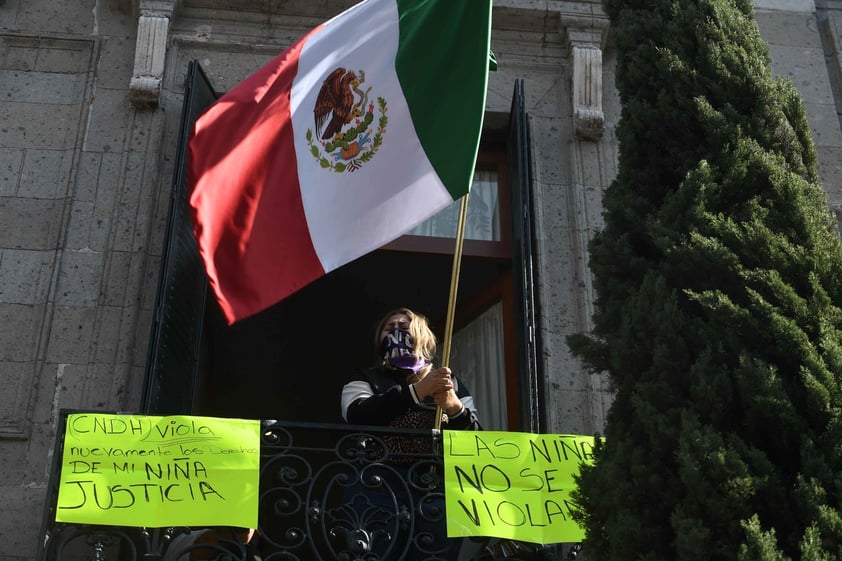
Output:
381,328,427,373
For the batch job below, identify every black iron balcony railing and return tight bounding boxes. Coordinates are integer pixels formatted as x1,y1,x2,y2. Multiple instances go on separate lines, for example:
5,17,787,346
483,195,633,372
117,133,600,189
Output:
38,417,573,561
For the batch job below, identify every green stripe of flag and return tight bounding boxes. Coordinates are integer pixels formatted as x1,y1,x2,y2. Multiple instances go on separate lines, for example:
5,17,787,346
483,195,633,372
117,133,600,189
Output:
395,0,492,200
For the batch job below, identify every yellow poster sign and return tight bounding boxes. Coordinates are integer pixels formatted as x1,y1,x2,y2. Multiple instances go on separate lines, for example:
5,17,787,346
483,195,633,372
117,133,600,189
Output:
443,430,598,544
56,413,260,528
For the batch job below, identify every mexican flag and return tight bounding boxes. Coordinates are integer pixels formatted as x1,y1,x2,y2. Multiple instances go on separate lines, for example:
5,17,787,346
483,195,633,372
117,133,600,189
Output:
188,0,492,324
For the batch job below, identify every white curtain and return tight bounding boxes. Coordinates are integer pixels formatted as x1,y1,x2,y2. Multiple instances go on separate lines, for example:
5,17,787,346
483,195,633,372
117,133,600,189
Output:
449,302,507,430
408,169,500,241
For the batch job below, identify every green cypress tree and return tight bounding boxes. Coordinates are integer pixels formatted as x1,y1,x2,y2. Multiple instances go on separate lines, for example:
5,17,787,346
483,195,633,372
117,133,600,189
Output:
568,1,842,559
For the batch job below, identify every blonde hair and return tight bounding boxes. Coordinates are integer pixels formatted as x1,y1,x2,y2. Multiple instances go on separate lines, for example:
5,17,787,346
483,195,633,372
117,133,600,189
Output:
373,307,437,366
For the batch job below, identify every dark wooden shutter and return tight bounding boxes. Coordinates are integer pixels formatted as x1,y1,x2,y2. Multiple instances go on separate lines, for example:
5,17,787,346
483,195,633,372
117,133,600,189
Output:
141,61,217,414
508,79,544,433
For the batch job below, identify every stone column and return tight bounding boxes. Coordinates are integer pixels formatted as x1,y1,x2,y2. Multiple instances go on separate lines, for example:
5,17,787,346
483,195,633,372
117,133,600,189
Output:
560,14,612,435
129,1,178,109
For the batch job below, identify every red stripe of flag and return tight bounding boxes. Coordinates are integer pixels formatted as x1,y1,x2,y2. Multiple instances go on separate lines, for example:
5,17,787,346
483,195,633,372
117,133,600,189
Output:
188,27,325,323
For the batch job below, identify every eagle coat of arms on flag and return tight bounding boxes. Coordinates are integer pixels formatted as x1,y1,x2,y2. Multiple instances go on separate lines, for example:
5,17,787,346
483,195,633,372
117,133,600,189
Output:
305,67,388,173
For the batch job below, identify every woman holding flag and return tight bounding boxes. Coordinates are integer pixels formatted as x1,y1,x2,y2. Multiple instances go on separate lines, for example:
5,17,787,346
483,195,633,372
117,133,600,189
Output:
339,307,480,561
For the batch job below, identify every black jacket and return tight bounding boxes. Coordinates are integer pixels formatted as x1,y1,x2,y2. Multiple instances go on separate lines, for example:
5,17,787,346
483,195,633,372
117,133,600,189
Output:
341,366,481,430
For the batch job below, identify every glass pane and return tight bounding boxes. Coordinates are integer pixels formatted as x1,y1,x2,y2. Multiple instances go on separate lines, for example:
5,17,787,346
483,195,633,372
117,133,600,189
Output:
407,169,500,241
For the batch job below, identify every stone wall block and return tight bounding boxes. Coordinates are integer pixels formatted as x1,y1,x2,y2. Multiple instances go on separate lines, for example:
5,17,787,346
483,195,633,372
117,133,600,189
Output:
127,250,150,310
94,0,139,37
0,249,53,305
139,253,161,310
754,0,816,15
531,117,570,185
97,152,125,210
817,11,842,125
0,149,24,196
66,201,95,251
49,363,92,414
90,207,114,254
0,102,80,150
551,42,612,435
18,149,71,199
0,0,19,31
0,69,85,104
18,0,95,36
0,479,47,560
19,421,57,483
124,364,147,410
113,153,146,252
0,438,30,482
108,0,138,16
92,305,124,363
131,111,165,161
0,300,46,439
581,182,607,236
83,88,131,153
146,188,169,259
30,363,65,425
0,362,37,440
87,336,125,402
33,38,94,73
0,198,64,249
122,253,148,325
74,152,102,204
550,386,594,421
44,306,97,365
55,250,103,307
756,11,821,49
87,362,133,411
0,303,38,362
114,290,143,368
0,38,37,71
99,36,137,90
131,170,162,255
102,250,132,307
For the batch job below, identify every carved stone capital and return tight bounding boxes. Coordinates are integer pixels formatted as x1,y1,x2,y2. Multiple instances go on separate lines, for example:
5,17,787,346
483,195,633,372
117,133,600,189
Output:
108,0,180,16
129,10,172,109
563,18,608,141
140,0,178,17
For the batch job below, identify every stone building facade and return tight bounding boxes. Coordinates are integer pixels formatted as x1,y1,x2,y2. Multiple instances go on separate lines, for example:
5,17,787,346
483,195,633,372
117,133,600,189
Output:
1,0,841,559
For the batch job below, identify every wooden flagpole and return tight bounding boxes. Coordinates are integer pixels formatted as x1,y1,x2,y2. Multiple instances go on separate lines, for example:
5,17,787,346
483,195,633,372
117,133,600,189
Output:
434,193,470,431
